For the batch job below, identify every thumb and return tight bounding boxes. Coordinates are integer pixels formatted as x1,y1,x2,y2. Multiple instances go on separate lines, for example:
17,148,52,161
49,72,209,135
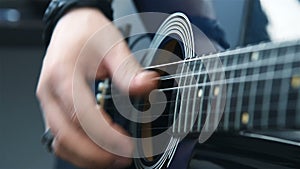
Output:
104,43,159,95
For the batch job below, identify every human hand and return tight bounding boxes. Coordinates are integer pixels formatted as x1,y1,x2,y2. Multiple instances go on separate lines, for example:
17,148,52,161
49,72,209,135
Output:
36,8,158,169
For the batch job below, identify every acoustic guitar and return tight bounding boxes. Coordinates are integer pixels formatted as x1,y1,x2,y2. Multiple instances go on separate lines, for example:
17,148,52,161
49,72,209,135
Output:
97,13,300,169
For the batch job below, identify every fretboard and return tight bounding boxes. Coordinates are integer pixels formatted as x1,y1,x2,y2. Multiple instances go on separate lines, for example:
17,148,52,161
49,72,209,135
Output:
168,40,300,133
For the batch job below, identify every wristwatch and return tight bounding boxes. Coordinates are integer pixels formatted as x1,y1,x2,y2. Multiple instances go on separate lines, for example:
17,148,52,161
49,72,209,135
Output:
43,0,113,46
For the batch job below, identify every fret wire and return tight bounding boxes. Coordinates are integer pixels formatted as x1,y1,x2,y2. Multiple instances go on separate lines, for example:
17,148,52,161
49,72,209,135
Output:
190,59,203,132
234,52,249,130
172,63,184,133
295,43,300,127
177,59,189,133
183,57,194,133
223,54,239,130
159,49,300,82
296,86,300,127
250,44,266,128
296,45,300,125
187,59,201,131
277,46,296,128
204,58,219,132
291,72,300,128
213,56,227,131
223,83,233,131
181,60,189,133
247,57,259,129
197,60,210,132
261,49,277,129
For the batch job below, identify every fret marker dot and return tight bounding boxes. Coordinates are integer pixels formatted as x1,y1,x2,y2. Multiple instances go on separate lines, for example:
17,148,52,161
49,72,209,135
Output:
198,89,203,98
242,112,249,125
291,75,300,89
251,52,259,61
214,86,220,96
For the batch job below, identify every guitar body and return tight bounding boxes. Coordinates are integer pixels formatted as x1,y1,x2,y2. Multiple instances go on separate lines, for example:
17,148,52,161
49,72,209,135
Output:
128,13,207,169
167,139,198,169
99,13,300,169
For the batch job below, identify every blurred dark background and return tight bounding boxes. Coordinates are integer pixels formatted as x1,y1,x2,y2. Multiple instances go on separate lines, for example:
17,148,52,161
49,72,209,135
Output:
1,0,297,168
0,0,47,46
0,1,53,169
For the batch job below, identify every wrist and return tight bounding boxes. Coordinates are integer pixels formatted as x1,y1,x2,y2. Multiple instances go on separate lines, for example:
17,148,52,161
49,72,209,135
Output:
43,0,113,47
46,7,111,64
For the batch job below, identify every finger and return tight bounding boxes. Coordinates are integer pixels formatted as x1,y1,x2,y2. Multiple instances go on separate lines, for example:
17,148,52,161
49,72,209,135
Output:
51,69,134,159
37,86,132,169
72,75,134,157
83,22,159,95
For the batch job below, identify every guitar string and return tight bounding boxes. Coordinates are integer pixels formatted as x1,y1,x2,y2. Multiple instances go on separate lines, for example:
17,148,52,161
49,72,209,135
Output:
133,97,298,129
102,65,299,112
134,115,297,131
99,44,299,102
105,99,298,119
104,49,299,95
102,79,299,129
138,118,294,130
102,53,299,113
99,44,300,130
127,16,296,165
156,51,300,82
159,67,299,92
104,84,292,113
144,41,299,71
103,66,299,109
104,65,299,100
103,70,298,119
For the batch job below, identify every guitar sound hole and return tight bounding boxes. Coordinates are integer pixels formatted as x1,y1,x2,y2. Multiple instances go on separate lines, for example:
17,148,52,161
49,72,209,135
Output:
135,38,185,164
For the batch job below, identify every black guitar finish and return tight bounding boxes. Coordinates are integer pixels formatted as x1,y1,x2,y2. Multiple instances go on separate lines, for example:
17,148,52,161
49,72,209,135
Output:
168,139,198,169
97,13,300,169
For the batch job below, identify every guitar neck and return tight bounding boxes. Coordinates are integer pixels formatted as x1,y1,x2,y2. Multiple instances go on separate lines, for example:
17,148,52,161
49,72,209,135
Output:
100,41,300,134
175,41,300,133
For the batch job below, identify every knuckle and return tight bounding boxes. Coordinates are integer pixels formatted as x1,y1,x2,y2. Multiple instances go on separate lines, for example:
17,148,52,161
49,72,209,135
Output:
35,86,42,100
51,138,61,157
71,114,81,127
52,132,68,156
35,82,48,102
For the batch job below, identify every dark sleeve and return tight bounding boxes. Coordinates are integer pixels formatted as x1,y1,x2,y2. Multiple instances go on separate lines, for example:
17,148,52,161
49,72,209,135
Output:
242,0,270,45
